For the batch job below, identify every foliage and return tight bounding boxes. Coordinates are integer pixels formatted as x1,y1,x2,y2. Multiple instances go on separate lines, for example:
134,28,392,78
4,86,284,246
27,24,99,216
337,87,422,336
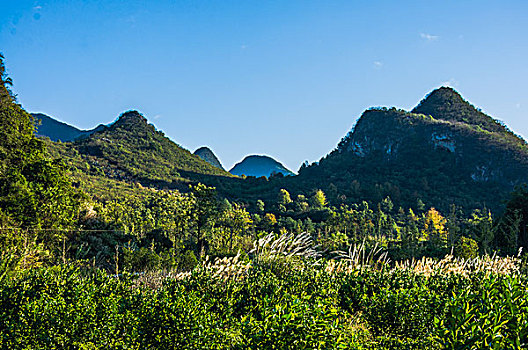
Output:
0,55,81,253
453,236,479,259
1,252,526,349
434,274,528,348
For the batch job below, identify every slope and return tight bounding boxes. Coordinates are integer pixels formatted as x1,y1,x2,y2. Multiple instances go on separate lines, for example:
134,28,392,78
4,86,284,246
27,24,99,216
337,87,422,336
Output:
47,110,236,196
295,87,528,213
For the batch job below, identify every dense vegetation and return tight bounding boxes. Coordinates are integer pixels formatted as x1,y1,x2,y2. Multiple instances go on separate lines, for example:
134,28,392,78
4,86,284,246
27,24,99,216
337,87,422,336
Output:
2,248,527,349
3,53,528,348
296,95,528,213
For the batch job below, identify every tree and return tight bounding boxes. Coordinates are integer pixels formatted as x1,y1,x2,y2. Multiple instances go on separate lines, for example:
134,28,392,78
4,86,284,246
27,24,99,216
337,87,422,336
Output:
497,185,528,253
188,183,220,255
454,236,479,260
222,203,252,252
311,189,327,209
262,213,277,232
0,54,81,234
256,199,265,213
294,195,309,213
0,53,14,106
278,189,292,206
424,208,447,248
468,209,494,254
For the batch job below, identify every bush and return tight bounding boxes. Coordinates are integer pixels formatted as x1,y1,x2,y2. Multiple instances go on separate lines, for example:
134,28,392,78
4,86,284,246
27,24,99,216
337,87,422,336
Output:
0,257,526,349
453,236,479,259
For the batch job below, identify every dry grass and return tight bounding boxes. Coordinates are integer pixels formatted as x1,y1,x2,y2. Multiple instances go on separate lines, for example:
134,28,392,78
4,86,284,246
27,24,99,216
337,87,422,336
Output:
200,252,251,280
395,251,521,277
132,236,523,287
250,232,321,263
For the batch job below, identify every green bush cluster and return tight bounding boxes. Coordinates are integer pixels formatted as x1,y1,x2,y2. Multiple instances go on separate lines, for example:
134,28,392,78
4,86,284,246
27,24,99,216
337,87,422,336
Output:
1,262,527,349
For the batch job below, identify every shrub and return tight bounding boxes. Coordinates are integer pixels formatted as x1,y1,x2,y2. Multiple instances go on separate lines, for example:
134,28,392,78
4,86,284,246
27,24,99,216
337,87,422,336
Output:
453,236,479,259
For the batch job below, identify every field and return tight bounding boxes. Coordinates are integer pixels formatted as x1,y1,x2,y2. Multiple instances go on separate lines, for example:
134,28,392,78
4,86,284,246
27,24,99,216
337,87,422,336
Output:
1,237,527,349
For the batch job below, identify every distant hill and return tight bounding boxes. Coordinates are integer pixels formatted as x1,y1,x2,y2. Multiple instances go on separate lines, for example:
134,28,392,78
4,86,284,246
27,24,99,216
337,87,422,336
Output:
32,113,106,141
194,146,225,170
47,110,235,194
230,155,295,178
39,88,528,213
296,87,528,213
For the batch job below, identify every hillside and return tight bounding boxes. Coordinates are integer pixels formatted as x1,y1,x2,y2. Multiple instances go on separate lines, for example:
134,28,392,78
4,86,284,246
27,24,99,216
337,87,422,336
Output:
194,146,225,170
295,87,528,213
38,88,528,213
229,155,295,178
32,113,106,141
47,110,236,196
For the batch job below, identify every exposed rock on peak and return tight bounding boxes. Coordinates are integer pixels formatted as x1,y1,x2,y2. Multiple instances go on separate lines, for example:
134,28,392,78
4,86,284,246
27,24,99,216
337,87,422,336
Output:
296,88,528,212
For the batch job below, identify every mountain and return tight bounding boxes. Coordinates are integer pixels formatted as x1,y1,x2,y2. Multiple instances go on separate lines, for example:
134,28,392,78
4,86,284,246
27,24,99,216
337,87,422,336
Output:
194,146,225,170
296,87,528,213
229,155,295,178
32,113,106,141
46,110,235,195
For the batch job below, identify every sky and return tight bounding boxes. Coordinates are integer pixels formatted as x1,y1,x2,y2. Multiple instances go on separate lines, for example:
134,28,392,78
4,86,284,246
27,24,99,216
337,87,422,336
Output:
1,0,527,172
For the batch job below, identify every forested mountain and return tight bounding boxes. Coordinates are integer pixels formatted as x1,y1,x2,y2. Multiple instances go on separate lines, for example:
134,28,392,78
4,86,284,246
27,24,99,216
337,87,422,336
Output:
194,146,225,170
47,110,236,194
295,87,528,213
229,155,295,178
32,113,106,142
40,87,528,214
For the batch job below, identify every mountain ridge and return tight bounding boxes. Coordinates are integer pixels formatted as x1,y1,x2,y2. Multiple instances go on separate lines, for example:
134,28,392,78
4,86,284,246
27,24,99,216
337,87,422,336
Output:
46,110,235,196
32,113,107,142
36,87,528,213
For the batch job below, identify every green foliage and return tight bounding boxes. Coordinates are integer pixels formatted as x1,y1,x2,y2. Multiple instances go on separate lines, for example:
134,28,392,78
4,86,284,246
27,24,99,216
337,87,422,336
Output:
454,236,479,260
278,188,293,205
311,189,327,209
2,258,527,349
434,274,528,348
496,185,528,254
48,110,233,189
179,249,199,271
0,55,81,239
294,89,528,215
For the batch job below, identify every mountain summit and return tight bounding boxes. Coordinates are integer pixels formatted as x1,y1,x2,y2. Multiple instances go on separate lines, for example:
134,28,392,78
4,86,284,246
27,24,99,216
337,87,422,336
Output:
111,110,148,130
230,155,294,178
194,147,225,170
412,87,508,134
48,110,233,190
297,87,528,212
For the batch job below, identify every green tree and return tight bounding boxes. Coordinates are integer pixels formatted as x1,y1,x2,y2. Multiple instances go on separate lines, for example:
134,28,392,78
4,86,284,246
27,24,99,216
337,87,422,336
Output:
468,209,494,254
0,54,81,235
256,199,265,213
311,189,327,209
497,185,528,253
453,236,479,260
188,183,220,255
278,189,292,206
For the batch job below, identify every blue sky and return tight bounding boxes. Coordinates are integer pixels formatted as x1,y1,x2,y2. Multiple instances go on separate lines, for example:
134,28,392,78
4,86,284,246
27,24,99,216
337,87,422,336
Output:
1,0,527,172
